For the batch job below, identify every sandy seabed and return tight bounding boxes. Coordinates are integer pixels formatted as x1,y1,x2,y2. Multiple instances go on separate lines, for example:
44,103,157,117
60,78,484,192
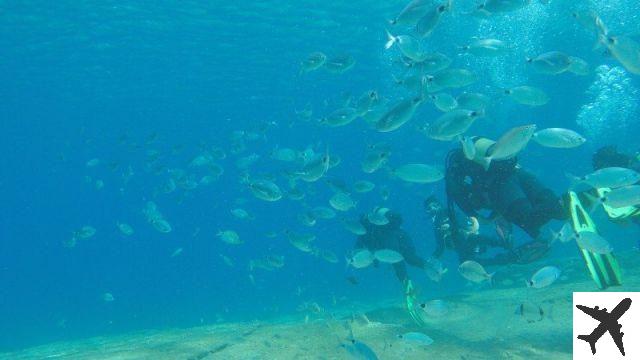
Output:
3,251,639,360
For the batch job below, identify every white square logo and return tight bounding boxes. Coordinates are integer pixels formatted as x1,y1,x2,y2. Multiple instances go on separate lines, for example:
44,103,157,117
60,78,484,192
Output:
574,292,640,359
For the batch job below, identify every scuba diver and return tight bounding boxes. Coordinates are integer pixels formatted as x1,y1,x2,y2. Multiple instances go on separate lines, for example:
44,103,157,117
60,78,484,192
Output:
353,211,430,325
442,137,567,264
425,195,517,265
566,145,640,289
354,212,427,284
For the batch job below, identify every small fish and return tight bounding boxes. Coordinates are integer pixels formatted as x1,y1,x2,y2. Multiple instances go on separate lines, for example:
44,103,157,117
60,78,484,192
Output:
170,247,184,258
398,332,434,346
324,54,356,74
346,276,359,285
527,266,561,288
428,109,484,141
600,185,640,208
310,206,337,220
415,0,451,38
425,257,448,282
76,225,96,239
231,208,254,220
504,86,549,106
484,124,537,169
86,158,100,167
429,93,458,112
460,38,508,57
458,260,494,284
428,68,477,89
411,52,452,73
385,31,428,62
420,299,448,317
480,0,531,14
456,92,490,111
356,90,379,116
526,51,573,75
298,212,317,227
320,107,359,127
373,249,405,264
515,301,544,323
330,192,357,212
270,147,299,162
341,338,379,360
116,222,134,236
217,230,243,245
568,56,590,76
532,128,586,148
461,136,476,160
375,97,423,132
367,207,391,226
348,249,375,269
362,147,391,174
576,231,613,254
286,231,316,253
551,222,576,243
341,218,367,235
392,163,444,183
390,0,431,26
298,152,330,182
247,179,283,201
353,180,375,193
599,33,640,75
466,216,480,235
300,52,326,74
102,292,115,302
219,254,234,267
152,219,172,233
573,167,640,189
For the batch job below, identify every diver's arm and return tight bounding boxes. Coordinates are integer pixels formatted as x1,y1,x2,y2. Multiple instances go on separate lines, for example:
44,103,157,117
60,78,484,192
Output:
432,235,445,258
392,262,409,283
399,232,427,268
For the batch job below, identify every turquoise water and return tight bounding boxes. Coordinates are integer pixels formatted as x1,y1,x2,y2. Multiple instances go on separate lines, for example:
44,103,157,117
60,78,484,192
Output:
1,0,639,353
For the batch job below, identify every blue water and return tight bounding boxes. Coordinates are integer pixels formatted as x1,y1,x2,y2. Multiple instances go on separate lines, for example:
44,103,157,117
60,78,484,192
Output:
1,0,639,352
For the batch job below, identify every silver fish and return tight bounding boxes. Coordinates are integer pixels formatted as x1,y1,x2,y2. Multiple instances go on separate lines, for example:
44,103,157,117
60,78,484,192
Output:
458,260,494,284
504,86,549,106
527,266,561,288
375,97,423,132
532,128,586,148
484,124,537,168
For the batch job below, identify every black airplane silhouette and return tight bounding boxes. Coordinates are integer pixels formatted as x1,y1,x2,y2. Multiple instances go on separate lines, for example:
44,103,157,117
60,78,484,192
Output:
576,297,632,356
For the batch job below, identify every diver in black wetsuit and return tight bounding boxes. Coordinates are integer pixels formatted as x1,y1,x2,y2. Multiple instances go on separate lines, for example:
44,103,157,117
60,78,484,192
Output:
592,145,640,174
442,137,567,264
354,212,427,283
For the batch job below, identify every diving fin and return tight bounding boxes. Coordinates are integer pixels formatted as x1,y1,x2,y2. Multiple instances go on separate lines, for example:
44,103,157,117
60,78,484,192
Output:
567,191,622,289
404,280,425,326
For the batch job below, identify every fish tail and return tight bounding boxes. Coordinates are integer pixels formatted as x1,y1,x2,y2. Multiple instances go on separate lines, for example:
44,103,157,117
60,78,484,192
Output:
385,30,396,49
481,156,492,171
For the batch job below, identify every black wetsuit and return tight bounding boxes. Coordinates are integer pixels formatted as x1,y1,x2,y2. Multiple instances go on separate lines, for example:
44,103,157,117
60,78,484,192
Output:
355,216,426,282
445,149,566,239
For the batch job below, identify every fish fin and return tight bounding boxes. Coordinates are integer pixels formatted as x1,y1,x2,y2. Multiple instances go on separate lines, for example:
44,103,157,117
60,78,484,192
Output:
481,156,492,171
488,272,496,286
385,30,396,49
525,279,532,288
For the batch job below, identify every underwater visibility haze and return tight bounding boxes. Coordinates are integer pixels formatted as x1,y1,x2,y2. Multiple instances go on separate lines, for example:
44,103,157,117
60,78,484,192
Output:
1,0,640,358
